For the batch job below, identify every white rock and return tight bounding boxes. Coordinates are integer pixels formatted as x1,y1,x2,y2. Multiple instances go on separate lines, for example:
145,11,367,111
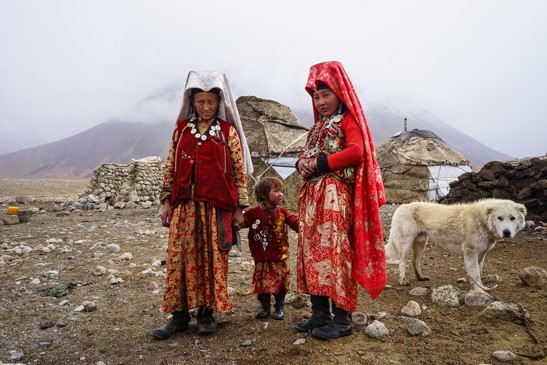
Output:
43,270,59,279
22,246,33,256
409,287,428,296
464,290,494,307
92,266,107,276
364,320,389,338
110,277,124,284
118,252,133,261
293,338,306,345
151,260,162,267
401,300,421,316
480,301,530,323
108,243,121,252
491,350,516,362
431,285,461,307
486,274,503,283
82,301,97,311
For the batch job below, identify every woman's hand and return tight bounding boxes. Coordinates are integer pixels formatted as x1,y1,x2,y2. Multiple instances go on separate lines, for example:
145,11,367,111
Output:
233,206,244,227
297,158,318,179
161,200,173,228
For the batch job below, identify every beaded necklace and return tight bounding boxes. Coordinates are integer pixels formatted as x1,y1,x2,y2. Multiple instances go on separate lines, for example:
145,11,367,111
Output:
304,110,344,158
187,117,222,141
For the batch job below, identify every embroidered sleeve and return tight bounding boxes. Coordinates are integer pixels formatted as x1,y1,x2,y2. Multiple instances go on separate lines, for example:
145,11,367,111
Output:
160,127,179,203
228,125,249,207
326,114,364,170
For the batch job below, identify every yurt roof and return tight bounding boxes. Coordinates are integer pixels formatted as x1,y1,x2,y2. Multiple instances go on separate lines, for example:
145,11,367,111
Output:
377,128,471,167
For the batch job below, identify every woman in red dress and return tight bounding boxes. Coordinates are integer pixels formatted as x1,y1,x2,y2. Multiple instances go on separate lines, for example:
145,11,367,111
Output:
295,61,387,340
152,71,253,339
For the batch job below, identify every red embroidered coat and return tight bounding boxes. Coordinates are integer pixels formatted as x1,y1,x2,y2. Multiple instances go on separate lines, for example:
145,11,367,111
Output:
170,118,238,211
243,206,299,263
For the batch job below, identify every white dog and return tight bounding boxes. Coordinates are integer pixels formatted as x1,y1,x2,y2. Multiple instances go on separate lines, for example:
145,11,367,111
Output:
385,199,527,292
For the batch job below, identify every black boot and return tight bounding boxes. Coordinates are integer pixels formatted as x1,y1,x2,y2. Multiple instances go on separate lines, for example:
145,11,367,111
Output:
295,295,332,332
271,294,285,320
311,303,353,340
151,311,190,340
256,293,271,319
197,307,217,335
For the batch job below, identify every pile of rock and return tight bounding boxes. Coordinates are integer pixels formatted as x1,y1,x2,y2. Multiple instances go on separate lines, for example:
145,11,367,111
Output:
440,157,546,222
77,156,163,210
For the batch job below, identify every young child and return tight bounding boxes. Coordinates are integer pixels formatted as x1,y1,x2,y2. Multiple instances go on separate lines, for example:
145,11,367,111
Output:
242,177,299,320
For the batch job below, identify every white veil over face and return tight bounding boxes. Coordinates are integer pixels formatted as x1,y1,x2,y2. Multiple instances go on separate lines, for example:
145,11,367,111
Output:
176,71,253,175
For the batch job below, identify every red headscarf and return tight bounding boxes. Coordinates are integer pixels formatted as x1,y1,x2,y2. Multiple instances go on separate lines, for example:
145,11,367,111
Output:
306,61,387,299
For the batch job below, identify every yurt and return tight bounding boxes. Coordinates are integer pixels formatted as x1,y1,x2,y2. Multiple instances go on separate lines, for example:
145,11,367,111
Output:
376,129,472,203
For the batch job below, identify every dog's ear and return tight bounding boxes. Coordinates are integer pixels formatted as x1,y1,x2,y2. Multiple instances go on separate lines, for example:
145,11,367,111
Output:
518,205,527,216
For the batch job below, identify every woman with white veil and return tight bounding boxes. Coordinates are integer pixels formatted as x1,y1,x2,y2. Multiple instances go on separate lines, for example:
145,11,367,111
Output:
152,71,252,339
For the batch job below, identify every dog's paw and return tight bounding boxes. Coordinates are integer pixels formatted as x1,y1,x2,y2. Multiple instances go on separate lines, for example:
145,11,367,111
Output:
474,284,492,292
399,278,410,286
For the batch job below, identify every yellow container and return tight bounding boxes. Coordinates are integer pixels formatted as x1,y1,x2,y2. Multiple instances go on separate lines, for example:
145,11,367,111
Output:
7,206,20,215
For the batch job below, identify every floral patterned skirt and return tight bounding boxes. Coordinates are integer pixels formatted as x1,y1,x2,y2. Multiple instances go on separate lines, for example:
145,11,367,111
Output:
161,201,232,313
252,260,290,295
297,175,358,312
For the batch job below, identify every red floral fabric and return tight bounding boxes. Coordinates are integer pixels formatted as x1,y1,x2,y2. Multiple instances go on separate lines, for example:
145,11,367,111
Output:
303,61,387,300
161,126,248,313
252,260,290,295
297,174,358,311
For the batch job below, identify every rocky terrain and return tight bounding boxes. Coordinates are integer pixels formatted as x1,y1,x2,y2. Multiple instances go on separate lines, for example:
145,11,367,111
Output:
0,179,545,365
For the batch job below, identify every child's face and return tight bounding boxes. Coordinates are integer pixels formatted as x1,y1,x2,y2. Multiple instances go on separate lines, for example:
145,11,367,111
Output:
265,186,284,208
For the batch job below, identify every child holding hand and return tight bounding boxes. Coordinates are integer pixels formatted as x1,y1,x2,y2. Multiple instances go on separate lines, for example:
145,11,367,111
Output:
242,177,299,320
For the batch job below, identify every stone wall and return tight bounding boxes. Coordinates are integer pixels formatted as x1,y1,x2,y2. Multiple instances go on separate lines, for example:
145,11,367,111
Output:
440,157,546,222
78,155,303,213
81,157,163,210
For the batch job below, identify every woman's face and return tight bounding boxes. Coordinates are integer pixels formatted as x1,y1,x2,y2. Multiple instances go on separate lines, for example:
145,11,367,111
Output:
191,92,220,121
313,87,340,118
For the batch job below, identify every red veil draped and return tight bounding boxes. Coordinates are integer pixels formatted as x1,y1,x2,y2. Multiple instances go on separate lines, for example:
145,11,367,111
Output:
305,61,387,299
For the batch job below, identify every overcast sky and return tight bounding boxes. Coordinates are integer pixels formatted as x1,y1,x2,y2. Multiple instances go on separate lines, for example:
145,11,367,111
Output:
1,0,546,158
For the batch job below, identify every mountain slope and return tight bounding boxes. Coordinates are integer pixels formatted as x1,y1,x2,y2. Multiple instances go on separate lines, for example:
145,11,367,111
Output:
0,87,513,178
294,103,512,167
0,120,173,178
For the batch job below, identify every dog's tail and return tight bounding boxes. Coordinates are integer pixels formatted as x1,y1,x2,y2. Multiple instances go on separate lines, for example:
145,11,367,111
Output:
384,235,399,259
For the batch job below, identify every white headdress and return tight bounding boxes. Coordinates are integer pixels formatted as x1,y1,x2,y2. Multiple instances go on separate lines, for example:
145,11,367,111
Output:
176,71,253,175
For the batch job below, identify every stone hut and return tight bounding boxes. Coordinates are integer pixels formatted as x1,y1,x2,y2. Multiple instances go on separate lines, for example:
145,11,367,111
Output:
237,96,309,212
376,129,472,203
